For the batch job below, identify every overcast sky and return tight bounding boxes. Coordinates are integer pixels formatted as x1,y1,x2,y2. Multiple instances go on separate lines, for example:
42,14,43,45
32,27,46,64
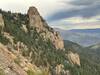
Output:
0,0,100,30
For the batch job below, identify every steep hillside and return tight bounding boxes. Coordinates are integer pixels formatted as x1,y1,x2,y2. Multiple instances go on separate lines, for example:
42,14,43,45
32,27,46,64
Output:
64,40,100,75
0,7,82,75
0,43,50,75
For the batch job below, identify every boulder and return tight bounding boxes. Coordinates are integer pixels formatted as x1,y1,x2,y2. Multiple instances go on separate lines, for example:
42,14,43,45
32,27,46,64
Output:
67,51,81,66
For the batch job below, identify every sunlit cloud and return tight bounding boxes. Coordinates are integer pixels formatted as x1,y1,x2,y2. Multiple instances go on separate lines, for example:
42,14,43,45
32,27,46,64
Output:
65,17,99,24
51,23,100,30
50,16,100,30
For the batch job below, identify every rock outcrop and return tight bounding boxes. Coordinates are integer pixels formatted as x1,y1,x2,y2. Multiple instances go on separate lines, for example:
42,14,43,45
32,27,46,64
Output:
0,43,27,75
67,51,80,66
27,6,64,50
0,13,4,33
0,6,82,75
55,64,70,75
0,43,50,75
28,6,43,31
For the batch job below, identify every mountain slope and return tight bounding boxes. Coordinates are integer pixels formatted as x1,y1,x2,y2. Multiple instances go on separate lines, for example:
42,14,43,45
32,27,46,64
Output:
64,40,100,75
0,43,50,75
0,7,82,75
0,6,100,75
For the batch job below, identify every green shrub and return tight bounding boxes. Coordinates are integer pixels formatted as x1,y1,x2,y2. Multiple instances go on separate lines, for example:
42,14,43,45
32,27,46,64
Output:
0,34,9,45
14,57,21,66
27,69,34,75
0,68,5,75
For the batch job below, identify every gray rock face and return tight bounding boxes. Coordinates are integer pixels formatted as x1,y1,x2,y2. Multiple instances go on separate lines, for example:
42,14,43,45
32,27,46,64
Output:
27,6,64,50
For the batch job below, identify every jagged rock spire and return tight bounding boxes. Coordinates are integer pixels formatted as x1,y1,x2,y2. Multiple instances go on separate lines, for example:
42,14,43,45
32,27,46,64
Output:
27,6,43,31
28,6,40,16
27,6,64,50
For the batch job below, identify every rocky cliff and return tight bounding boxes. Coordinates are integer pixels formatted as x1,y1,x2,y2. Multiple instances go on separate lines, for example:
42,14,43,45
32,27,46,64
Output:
0,6,81,75
27,6,64,50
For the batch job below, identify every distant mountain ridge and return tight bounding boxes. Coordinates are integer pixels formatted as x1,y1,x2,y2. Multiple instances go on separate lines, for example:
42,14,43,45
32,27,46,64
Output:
55,28,100,46
70,28,100,33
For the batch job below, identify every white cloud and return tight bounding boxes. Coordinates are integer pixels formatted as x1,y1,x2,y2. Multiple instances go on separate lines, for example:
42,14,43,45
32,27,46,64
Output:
50,16,100,30
0,0,100,30
0,0,67,17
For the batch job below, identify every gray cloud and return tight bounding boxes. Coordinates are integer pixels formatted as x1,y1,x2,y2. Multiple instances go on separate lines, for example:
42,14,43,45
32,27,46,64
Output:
47,0,100,22
69,0,100,6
